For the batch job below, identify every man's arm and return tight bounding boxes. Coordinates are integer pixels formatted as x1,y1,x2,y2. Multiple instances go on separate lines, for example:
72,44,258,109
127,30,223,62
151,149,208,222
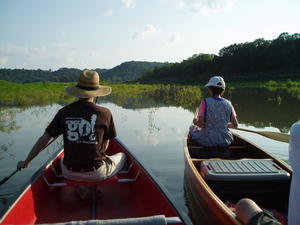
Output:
17,132,52,170
103,139,110,152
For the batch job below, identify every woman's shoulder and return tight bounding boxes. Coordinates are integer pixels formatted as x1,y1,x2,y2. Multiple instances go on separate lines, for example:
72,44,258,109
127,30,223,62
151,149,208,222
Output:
221,97,232,104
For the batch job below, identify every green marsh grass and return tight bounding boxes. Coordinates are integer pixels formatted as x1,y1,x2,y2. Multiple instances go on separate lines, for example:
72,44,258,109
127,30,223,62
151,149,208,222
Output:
0,81,202,110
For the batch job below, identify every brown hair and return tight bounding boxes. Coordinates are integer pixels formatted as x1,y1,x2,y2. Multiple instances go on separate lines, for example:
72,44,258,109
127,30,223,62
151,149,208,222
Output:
208,86,225,96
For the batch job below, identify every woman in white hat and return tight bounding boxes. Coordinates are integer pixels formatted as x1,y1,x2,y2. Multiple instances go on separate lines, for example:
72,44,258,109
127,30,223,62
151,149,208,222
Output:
190,76,238,157
17,70,126,187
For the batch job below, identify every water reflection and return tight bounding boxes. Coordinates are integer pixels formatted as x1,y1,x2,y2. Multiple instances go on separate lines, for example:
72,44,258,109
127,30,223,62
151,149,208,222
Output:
230,88,300,132
0,141,14,161
0,108,21,134
1,86,299,132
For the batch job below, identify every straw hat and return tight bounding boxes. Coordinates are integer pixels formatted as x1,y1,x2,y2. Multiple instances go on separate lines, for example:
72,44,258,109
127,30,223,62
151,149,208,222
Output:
65,70,112,98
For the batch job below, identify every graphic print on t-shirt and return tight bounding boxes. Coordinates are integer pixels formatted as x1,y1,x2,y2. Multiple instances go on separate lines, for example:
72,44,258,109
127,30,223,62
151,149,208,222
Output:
65,114,98,144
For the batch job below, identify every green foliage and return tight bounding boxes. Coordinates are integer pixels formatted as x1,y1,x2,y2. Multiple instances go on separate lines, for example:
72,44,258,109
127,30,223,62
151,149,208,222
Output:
137,32,300,83
264,79,300,99
0,81,202,112
0,80,74,107
97,61,167,83
0,61,166,84
138,53,216,84
102,84,202,111
0,68,81,83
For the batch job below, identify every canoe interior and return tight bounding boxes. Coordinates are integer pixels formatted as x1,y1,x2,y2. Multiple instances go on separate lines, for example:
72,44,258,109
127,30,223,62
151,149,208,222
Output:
1,139,183,225
186,133,291,214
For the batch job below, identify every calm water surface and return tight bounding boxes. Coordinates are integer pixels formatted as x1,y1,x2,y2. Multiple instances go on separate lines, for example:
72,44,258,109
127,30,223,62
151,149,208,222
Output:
0,87,298,223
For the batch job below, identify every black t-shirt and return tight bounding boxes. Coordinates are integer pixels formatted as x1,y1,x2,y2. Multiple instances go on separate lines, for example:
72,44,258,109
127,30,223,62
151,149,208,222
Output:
46,101,116,168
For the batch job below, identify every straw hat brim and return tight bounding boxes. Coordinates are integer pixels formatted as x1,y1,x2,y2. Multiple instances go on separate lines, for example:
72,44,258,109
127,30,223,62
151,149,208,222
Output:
65,85,112,98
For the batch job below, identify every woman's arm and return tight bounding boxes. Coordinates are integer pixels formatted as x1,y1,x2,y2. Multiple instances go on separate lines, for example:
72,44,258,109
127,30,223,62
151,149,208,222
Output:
228,114,238,128
193,100,205,128
193,116,205,128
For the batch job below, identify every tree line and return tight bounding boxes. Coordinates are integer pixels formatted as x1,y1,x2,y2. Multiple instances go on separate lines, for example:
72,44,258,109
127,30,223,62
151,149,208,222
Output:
137,32,300,83
0,61,166,83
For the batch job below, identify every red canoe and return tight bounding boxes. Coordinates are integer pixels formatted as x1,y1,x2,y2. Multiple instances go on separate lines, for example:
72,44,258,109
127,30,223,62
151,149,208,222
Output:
0,138,191,225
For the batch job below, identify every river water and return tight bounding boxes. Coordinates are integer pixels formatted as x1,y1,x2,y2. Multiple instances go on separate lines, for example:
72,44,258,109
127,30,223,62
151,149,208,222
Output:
0,86,298,223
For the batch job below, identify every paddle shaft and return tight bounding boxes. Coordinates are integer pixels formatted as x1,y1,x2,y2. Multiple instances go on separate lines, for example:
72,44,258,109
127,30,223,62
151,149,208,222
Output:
0,137,58,186
0,169,18,185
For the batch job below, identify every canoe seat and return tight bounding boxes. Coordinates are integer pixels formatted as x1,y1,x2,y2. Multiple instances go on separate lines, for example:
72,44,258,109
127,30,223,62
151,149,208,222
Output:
41,215,182,225
42,161,141,187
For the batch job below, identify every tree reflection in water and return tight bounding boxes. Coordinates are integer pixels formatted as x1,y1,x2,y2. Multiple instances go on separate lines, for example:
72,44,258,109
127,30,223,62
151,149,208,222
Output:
0,141,14,161
1,84,300,134
0,108,21,134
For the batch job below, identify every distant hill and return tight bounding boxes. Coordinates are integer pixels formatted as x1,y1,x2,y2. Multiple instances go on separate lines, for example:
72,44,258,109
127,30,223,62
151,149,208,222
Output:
0,61,166,83
97,61,167,83
137,32,300,84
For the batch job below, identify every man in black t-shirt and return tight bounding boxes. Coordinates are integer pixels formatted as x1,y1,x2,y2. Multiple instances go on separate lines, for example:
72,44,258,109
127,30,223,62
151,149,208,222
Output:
17,70,126,183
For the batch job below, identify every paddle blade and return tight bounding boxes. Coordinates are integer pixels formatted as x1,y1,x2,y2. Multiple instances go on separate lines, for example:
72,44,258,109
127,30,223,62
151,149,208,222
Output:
233,128,290,143
258,131,290,143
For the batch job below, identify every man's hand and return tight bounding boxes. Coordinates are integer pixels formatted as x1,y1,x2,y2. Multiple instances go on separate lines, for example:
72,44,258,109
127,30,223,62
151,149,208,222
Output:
17,160,28,170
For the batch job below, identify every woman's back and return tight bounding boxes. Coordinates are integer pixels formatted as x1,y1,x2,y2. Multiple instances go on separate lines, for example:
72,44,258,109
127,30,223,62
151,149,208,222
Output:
204,97,233,130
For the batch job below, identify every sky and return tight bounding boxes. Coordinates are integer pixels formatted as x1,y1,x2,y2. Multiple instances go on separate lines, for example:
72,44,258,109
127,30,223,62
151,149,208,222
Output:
0,0,299,70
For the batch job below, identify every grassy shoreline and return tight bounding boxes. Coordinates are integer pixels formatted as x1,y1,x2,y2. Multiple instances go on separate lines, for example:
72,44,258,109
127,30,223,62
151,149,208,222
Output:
1,79,300,107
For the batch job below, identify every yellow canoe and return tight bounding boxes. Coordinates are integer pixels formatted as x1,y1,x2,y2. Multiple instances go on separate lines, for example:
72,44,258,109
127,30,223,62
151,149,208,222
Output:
184,132,291,225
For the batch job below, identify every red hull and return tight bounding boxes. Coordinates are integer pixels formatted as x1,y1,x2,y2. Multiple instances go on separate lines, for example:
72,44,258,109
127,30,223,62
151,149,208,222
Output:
1,139,190,225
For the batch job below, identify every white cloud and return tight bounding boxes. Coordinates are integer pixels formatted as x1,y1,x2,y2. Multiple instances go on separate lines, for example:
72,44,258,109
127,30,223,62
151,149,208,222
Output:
122,0,136,8
0,56,8,66
168,33,181,43
0,43,99,69
104,9,113,17
132,24,157,40
173,0,236,15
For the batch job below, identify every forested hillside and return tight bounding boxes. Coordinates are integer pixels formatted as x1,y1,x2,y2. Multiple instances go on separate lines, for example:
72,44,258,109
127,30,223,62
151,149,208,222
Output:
0,61,165,83
137,32,300,83
96,61,167,82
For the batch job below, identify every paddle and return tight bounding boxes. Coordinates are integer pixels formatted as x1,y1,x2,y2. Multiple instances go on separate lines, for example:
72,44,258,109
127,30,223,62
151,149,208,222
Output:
0,170,19,186
232,127,290,143
0,136,58,186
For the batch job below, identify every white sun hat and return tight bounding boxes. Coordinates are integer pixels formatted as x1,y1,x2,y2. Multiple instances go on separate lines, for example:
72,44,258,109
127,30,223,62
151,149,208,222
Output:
204,76,226,90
